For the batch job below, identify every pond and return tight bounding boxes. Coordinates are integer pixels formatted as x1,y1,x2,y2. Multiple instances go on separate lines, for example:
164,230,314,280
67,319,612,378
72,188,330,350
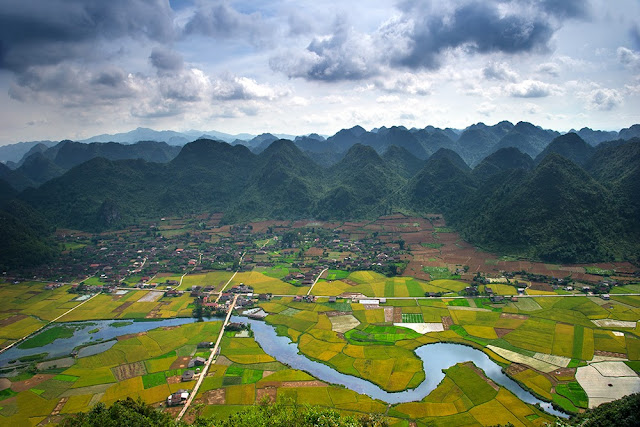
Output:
232,316,567,418
0,317,201,367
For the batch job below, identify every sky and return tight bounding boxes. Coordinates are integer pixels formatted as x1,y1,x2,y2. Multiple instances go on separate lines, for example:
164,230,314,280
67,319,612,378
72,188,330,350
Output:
0,0,639,145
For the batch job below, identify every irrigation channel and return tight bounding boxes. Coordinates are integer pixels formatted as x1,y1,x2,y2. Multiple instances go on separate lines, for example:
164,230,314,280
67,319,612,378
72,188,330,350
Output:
1,316,567,418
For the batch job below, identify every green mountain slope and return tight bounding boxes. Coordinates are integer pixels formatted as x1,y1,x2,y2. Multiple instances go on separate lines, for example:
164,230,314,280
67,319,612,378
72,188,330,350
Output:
472,147,534,181
535,133,594,166
405,153,476,214
459,154,619,262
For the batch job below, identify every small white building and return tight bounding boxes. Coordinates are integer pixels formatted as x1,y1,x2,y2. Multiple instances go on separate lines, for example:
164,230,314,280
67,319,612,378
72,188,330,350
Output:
167,390,189,406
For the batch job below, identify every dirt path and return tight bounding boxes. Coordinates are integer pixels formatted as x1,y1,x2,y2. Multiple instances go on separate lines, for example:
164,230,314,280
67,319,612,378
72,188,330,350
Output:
307,268,328,296
176,294,238,421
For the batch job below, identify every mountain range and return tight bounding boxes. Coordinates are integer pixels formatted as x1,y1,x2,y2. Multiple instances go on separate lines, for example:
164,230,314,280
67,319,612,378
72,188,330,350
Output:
1,122,639,270
2,122,640,167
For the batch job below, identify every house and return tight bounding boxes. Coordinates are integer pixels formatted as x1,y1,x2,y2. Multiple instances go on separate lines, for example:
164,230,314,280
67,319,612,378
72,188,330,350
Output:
490,295,505,303
600,293,610,301
181,370,195,381
258,293,272,301
328,296,337,303
167,390,189,406
187,356,206,368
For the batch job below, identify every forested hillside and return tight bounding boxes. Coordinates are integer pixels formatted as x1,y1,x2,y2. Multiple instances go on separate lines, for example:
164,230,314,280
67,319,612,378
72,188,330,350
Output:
1,128,639,269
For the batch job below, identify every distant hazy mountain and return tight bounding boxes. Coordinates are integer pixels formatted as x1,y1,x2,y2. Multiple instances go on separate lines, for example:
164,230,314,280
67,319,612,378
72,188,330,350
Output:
618,124,640,141
492,121,559,159
0,140,56,164
80,127,256,145
572,127,618,146
3,140,183,190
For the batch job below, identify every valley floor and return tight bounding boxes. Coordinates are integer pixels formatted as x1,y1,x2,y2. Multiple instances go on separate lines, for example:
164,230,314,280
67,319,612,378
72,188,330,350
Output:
0,214,638,426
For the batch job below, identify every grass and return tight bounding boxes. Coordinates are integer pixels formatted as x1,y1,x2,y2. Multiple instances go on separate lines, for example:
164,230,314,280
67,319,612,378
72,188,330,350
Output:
446,299,470,307
624,360,640,373
17,352,48,362
142,372,167,389
17,325,76,349
0,388,17,399
555,382,588,408
224,366,264,384
422,266,459,280
344,325,421,346
326,270,350,280
449,325,491,346
401,313,424,323
53,374,78,382
111,321,133,328
584,267,614,276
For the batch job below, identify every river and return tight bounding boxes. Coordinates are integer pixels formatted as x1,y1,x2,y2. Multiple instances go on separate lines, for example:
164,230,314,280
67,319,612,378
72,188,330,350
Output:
0,315,566,417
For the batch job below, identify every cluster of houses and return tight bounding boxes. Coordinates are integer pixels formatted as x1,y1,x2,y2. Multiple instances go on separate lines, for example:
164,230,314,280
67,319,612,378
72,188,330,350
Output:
284,267,326,286
292,295,317,303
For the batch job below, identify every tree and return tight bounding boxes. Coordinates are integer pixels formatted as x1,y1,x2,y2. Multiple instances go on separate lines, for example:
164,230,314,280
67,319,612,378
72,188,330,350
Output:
60,397,175,427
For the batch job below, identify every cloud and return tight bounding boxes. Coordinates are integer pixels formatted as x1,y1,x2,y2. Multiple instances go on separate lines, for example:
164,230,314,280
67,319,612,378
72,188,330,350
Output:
376,95,400,103
373,73,431,95
8,64,136,106
524,102,541,114
270,18,380,81
506,79,560,97
150,47,184,73
588,88,622,111
211,74,288,101
183,1,273,47
539,0,591,20
630,24,640,50
272,0,584,82
482,62,519,81
535,62,560,77
476,102,496,116
0,0,174,72
617,46,640,69
395,1,556,70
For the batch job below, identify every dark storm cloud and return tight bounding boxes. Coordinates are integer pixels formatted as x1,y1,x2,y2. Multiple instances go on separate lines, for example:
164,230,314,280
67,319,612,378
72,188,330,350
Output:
183,1,272,46
8,64,135,106
539,0,591,20
92,68,129,87
397,1,554,69
631,24,640,50
0,0,174,71
150,47,184,72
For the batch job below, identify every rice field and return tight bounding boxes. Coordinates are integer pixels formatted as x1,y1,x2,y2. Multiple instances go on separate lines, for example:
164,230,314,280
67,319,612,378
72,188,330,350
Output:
0,265,638,425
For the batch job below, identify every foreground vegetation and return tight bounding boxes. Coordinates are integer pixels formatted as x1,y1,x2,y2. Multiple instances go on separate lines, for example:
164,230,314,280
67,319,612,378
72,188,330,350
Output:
59,392,640,427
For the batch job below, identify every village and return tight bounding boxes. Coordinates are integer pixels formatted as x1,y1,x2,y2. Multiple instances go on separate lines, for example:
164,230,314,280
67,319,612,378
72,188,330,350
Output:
11,214,638,305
